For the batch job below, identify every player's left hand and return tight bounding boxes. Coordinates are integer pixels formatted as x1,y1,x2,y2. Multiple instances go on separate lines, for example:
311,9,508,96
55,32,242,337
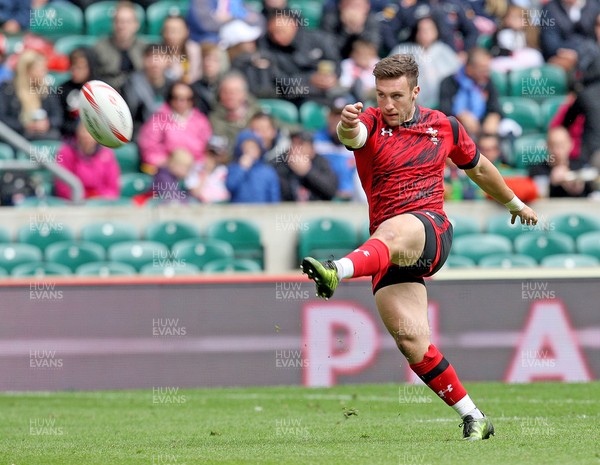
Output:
511,205,538,226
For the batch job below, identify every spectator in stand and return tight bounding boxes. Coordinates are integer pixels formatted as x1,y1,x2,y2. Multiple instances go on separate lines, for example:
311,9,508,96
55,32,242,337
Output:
55,121,120,200
339,39,379,103
529,126,594,198
391,15,461,109
138,81,212,173
60,47,99,139
123,44,173,140
226,129,280,203
272,131,338,201
256,8,342,105
249,112,291,162
0,0,30,34
161,14,202,83
320,0,381,60
313,97,357,200
220,19,277,99
191,42,229,115
439,47,501,140
151,148,195,203
186,0,263,43
560,58,600,168
490,4,544,73
187,135,230,203
209,71,261,153
380,0,479,58
539,0,600,72
0,50,63,141
549,93,583,161
0,34,13,83
94,1,146,92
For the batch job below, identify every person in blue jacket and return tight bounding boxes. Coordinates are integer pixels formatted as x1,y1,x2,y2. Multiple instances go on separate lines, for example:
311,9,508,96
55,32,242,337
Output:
226,129,281,203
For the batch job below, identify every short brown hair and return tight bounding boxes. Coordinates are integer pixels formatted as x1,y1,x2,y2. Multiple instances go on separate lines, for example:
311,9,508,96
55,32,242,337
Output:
372,54,419,89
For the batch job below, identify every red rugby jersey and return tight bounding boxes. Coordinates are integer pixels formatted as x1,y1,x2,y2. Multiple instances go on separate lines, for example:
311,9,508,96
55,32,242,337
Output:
354,106,480,233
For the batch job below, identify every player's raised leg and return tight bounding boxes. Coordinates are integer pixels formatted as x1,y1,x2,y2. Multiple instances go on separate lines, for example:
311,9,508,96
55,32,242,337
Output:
301,214,424,299
375,282,494,441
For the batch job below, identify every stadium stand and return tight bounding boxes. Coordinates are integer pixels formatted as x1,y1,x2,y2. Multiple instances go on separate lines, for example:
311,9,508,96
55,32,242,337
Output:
171,238,234,269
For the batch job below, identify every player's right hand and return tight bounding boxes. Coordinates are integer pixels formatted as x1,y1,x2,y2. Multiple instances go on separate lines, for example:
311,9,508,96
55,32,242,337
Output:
340,102,363,129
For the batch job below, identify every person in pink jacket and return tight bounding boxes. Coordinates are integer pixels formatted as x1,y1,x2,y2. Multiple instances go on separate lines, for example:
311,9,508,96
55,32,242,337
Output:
138,80,212,173
54,121,121,200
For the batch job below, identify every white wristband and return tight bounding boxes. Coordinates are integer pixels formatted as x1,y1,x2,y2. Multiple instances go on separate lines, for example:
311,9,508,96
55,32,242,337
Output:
504,195,525,212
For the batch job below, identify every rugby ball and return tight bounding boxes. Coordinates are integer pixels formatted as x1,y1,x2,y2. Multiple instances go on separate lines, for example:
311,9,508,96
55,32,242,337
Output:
79,80,133,148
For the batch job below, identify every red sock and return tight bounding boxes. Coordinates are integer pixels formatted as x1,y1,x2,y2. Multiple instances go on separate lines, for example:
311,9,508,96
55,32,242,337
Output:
409,344,468,406
344,238,390,277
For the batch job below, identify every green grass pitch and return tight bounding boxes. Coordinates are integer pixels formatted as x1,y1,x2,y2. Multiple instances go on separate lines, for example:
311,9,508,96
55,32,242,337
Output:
1,382,599,465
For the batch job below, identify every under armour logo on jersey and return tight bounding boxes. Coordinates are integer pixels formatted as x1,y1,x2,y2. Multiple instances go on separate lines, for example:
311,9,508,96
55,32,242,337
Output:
381,127,393,136
438,384,453,398
426,127,439,145
354,248,370,257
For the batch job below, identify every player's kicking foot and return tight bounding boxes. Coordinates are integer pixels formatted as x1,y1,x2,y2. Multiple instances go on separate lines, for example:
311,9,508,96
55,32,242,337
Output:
301,257,339,299
460,414,495,441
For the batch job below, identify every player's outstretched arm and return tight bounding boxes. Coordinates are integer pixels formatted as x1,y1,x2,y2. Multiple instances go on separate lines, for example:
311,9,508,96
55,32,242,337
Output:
464,155,538,225
336,102,367,149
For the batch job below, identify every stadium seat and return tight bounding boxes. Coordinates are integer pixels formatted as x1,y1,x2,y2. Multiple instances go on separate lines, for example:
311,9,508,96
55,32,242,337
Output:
140,262,200,276
0,267,7,277
114,143,140,174
540,95,567,129
171,238,234,269
442,255,476,268
358,220,370,244
144,220,201,249
146,1,189,35
298,218,358,263
54,35,99,55
514,232,575,263
452,234,512,264
490,70,508,97
541,254,600,268
0,226,11,243
499,97,542,133
576,232,600,260
299,101,328,131
80,221,138,249
206,219,264,267
12,262,72,277
15,196,71,207
120,173,153,197
448,215,480,237
477,34,493,49
45,241,105,272
48,72,71,88
0,244,43,273
18,224,75,252
76,261,137,276
17,139,62,163
551,213,600,240
288,0,323,29
259,99,299,125
30,1,84,38
84,198,133,207
508,65,567,100
512,133,548,169
107,241,170,271
485,214,526,242
479,253,537,268
0,142,14,160
243,0,262,12
203,258,263,273
85,1,145,36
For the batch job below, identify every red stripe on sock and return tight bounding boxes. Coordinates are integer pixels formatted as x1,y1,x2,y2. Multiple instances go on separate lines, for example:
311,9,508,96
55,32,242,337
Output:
344,238,390,277
410,344,468,406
